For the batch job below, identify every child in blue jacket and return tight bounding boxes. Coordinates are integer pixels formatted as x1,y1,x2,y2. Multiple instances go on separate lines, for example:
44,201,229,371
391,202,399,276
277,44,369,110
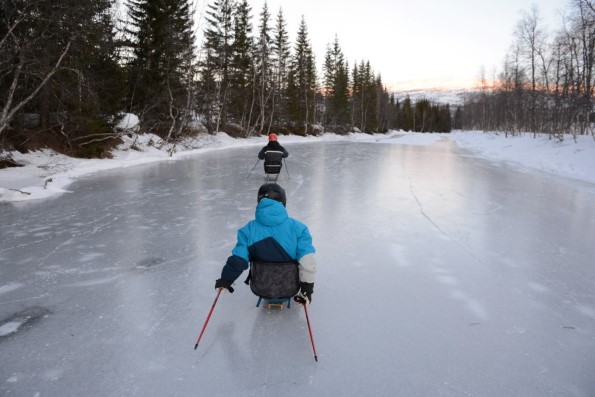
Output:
215,183,316,303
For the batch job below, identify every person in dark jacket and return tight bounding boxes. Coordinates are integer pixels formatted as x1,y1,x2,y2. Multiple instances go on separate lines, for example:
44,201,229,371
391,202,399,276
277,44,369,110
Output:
258,134,288,180
215,183,316,303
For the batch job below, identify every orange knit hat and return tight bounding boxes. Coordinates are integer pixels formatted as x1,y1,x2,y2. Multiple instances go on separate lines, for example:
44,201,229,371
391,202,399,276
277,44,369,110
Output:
268,133,278,142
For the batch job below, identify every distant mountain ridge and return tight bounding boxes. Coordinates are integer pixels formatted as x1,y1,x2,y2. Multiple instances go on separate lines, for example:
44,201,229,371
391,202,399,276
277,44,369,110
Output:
388,78,481,106
391,87,477,107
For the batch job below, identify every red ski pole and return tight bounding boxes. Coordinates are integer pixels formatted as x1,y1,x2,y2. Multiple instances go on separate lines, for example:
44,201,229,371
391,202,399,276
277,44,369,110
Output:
294,296,318,361
194,289,222,350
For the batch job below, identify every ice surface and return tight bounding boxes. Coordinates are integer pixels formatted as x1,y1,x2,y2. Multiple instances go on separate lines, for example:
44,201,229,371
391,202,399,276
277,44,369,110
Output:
1,139,594,396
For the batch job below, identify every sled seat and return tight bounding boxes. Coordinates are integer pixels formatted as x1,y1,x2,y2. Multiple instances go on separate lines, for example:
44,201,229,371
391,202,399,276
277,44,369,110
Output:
246,260,300,309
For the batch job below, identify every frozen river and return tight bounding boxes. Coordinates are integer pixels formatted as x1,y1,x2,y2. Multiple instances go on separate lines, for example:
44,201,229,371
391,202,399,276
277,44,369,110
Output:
1,139,595,396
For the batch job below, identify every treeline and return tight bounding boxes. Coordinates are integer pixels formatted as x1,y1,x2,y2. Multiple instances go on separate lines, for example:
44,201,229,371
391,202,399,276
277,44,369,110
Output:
0,0,450,158
461,0,595,140
1,0,125,157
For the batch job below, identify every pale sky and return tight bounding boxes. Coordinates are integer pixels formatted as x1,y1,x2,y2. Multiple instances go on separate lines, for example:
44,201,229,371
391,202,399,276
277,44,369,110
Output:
196,0,568,90
222,0,568,86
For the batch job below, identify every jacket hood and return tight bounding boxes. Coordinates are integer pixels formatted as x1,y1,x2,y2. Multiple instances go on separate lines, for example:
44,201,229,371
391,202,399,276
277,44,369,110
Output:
255,198,288,226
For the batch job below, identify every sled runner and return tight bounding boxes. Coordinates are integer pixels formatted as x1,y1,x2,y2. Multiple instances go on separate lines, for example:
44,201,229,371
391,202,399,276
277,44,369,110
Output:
256,296,292,309
245,260,300,309
265,172,279,182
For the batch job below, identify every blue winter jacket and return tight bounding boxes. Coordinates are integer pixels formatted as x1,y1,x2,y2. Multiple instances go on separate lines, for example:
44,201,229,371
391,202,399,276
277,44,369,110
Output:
220,198,315,283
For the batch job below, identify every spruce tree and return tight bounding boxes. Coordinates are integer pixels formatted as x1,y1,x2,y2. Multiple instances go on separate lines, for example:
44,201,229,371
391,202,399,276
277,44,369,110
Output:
376,76,390,133
229,0,253,133
322,43,335,127
401,96,414,132
200,0,235,132
66,0,125,154
356,60,376,132
322,36,349,130
287,16,317,134
350,63,361,130
414,99,434,132
270,8,290,131
125,0,195,138
362,64,378,132
253,2,272,135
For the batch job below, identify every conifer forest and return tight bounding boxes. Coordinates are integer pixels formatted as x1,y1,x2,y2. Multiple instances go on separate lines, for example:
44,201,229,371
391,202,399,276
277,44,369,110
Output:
1,0,594,159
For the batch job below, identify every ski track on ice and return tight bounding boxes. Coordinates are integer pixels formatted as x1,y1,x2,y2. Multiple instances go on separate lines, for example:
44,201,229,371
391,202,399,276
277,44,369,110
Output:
401,164,486,266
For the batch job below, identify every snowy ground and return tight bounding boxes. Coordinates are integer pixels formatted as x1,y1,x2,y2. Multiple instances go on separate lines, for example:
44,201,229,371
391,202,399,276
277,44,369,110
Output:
1,131,595,396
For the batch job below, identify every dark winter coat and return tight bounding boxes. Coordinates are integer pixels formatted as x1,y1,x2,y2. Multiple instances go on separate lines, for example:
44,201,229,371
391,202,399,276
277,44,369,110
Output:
258,141,288,174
